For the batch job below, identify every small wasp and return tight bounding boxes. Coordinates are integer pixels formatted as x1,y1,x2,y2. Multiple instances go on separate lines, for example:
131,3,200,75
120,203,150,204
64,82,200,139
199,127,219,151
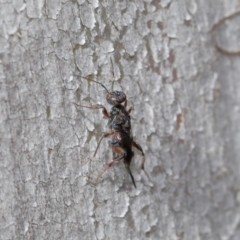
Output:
73,64,150,187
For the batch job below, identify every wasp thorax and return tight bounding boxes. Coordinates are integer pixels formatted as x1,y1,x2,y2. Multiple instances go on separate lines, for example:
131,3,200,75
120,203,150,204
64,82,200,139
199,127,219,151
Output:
106,91,126,105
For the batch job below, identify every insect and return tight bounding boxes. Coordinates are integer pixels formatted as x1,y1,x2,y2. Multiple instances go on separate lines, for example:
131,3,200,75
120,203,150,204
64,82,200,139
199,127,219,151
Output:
73,77,133,159
73,65,150,187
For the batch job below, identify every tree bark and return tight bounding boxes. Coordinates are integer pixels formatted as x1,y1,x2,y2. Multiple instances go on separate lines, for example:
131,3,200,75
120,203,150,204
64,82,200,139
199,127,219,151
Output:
1,0,240,239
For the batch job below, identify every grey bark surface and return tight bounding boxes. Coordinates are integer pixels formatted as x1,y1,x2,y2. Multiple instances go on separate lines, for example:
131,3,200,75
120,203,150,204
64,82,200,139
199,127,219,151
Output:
1,0,240,239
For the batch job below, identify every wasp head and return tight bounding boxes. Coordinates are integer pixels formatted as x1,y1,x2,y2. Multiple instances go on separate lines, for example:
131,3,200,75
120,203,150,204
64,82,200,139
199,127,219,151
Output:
106,91,126,105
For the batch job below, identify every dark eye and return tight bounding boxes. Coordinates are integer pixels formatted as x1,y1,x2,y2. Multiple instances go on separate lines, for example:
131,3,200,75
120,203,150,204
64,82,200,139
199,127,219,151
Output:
112,139,119,145
115,91,121,96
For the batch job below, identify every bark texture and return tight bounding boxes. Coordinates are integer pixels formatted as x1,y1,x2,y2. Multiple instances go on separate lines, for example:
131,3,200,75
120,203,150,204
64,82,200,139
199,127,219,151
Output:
1,0,240,239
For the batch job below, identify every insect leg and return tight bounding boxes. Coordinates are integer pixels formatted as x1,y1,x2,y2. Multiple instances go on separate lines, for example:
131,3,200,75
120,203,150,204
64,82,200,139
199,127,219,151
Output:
132,141,145,167
93,155,125,184
73,102,111,119
93,131,115,158
127,106,133,114
111,145,136,188
132,140,152,182
81,131,115,167
123,99,134,113
124,99,128,108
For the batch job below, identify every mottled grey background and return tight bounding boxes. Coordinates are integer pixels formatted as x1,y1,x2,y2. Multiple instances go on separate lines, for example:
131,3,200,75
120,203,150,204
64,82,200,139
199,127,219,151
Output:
1,0,240,239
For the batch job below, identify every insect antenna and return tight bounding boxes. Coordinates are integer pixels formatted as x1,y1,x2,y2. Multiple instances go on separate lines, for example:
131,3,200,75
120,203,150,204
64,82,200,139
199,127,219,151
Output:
80,75,110,93
90,79,110,93
110,57,116,92
104,0,119,32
